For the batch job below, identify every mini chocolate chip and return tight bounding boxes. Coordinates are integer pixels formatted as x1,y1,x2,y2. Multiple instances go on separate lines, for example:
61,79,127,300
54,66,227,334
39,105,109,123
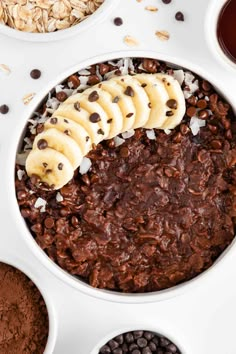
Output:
166,99,177,109
30,69,41,79
126,112,134,118
58,163,63,170
137,338,147,348
0,104,9,114
166,110,174,117
43,162,48,168
148,102,152,109
175,11,184,21
162,0,171,3
90,112,101,123
64,119,69,123
141,83,147,88
88,90,99,102
86,136,90,142
46,169,52,174
114,17,123,26
124,86,135,97
107,118,113,123
44,217,54,229
50,117,58,124
74,102,81,111
88,75,100,85
112,96,120,103
37,139,48,150
97,129,105,135
68,75,80,89
56,91,68,102
64,129,71,135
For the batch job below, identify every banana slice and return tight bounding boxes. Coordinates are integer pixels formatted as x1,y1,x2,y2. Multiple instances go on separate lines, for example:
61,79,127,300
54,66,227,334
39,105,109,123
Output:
33,128,83,169
156,73,186,129
26,148,74,190
135,74,169,129
111,76,151,129
81,87,124,139
44,116,92,155
100,79,136,133
53,105,102,145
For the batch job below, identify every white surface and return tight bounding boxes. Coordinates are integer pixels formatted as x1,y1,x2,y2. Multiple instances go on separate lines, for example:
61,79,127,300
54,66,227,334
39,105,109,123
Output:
1,0,236,353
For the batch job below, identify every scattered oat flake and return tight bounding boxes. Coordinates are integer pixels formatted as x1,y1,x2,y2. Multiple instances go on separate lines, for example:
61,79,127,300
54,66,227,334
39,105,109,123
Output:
23,93,36,105
124,35,139,47
145,6,158,12
0,64,11,75
155,30,170,41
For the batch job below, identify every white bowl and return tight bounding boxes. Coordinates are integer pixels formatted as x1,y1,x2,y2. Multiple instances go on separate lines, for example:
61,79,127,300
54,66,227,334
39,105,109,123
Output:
90,325,187,354
206,0,236,70
0,0,118,42
5,50,236,304
0,255,57,354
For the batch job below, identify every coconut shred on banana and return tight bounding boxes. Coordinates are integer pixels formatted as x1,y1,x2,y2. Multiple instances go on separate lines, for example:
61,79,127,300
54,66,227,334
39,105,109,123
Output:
26,73,186,189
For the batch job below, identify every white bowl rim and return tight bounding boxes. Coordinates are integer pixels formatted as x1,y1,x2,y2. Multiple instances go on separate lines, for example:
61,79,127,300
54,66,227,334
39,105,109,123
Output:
0,255,57,354
6,49,236,304
0,0,117,42
90,324,187,354
205,0,236,70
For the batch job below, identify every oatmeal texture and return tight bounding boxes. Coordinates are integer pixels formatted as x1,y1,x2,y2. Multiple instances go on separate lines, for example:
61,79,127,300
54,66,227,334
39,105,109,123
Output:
0,263,49,354
15,58,236,292
0,0,104,33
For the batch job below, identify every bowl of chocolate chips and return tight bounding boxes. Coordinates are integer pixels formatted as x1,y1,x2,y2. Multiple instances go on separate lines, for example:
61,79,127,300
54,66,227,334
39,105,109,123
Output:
12,51,236,303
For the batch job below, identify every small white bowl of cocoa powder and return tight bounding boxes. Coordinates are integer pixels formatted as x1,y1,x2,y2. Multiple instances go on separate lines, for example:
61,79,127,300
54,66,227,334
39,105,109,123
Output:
0,0,117,42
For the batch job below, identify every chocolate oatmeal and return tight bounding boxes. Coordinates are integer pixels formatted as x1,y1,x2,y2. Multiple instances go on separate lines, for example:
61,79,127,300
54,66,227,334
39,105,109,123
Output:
15,58,236,292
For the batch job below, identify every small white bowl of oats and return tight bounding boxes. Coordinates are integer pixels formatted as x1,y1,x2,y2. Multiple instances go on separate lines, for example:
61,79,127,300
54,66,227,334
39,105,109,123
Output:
0,0,117,42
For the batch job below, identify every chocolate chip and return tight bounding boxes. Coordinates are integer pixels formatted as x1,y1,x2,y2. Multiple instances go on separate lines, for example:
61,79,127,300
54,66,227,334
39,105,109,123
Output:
64,119,69,123
137,338,147,348
141,83,147,88
143,332,154,340
100,345,111,354
197,99,207,109
88,91,99,102
50,117,58,124
124,86,135,97
107,118,113,123
166,110,174,117
58,163,63,170
126,112,134,118
133,331,143,339
99,64,110,75
56,91,68,102
112,96,120,103
37,139,48,150
142,59,158,73
90,112,101,123
162,0,171,3
120,146,130,157
198,109,209,120
175,11,184,21
44,217,54,229
68,75,80,89
202,80,211,91
114,17,123,26
187,96,198,106
125,333,134,343
30,69,41,79
166,99,177,109
74,102,81,111
211,139,222,149
142,348,152,354
186,106,197,117
97,129,105,135
108,340,119,350
0,104,9,114
88,75,100,85
148,102,152,109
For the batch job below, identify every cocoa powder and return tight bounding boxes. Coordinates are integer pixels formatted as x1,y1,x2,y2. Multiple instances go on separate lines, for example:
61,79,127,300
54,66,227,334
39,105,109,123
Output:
0,262,49,354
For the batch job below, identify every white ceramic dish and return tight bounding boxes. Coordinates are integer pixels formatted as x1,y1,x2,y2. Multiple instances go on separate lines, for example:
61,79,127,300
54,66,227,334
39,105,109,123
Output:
0,255,57,354
0,0,118,42
91,325,186,354
4,50,236,304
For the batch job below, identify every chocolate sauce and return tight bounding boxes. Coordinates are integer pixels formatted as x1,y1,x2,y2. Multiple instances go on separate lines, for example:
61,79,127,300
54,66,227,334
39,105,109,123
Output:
217,0,236,63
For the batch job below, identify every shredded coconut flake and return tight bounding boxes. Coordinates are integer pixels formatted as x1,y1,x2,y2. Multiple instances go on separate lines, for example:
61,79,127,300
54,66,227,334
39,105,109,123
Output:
122,129,135,139
190,116,206,136
79,157,92,175
34,197,47,212
114,136,125,147
78,69,91,76
164,129,172,135
173,70,185,86
56,192,64,202
146,129,156,140
17,169,25,181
